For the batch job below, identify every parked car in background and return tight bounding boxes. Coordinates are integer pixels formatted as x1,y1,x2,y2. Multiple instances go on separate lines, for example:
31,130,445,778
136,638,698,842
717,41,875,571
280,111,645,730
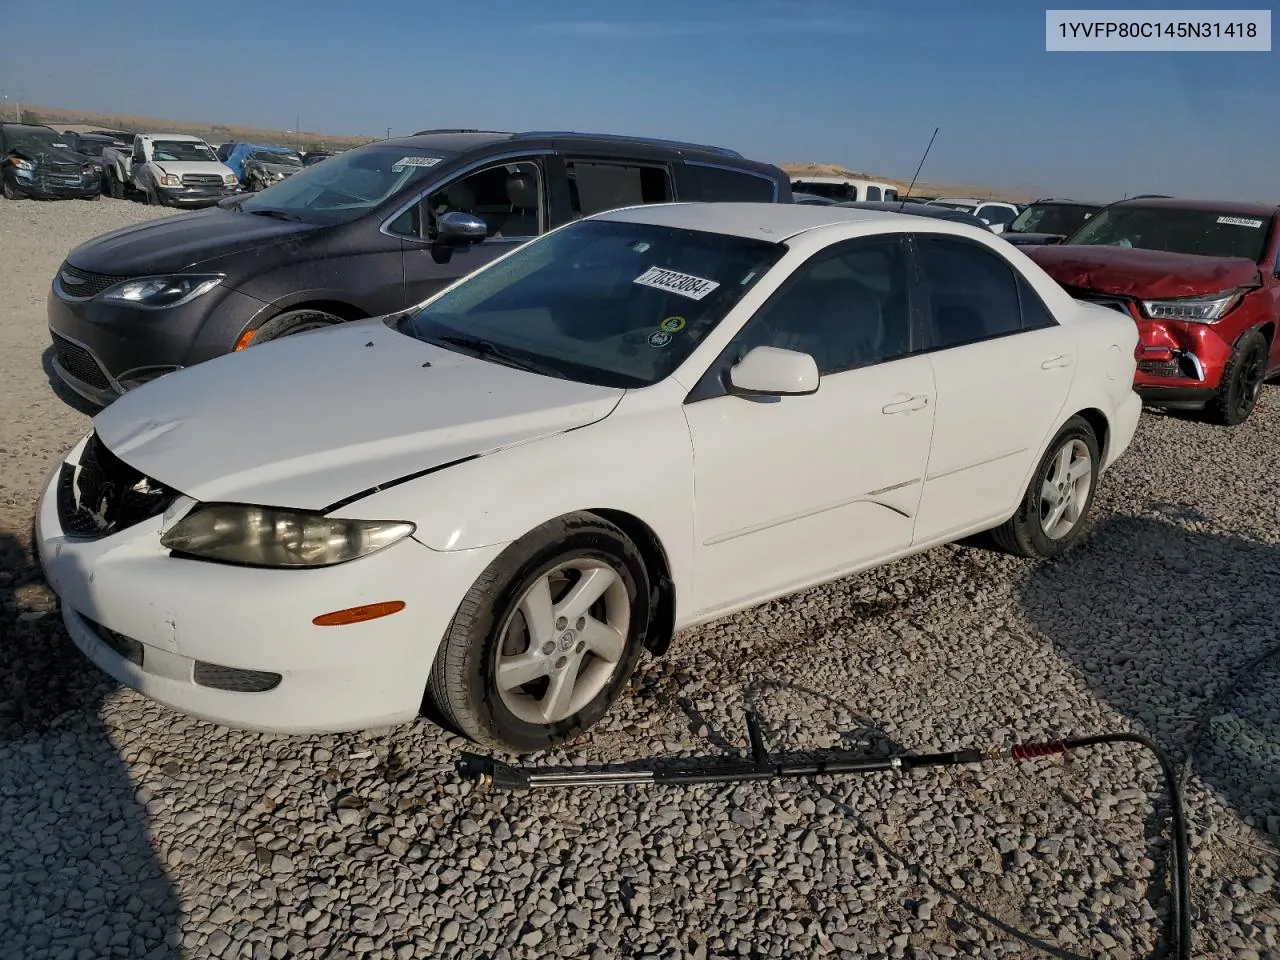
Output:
927,197,1022,233
790,176,899,203
792,191,839,205
100,133,239,206
1003,199,1101,246
215,142,238,162
46,129,792,405
37,202,1140,749
1028,197,1280,425
302,151,334,167
1,123,103,200
836,200,991,231
62,131,132,158
223,143,305,190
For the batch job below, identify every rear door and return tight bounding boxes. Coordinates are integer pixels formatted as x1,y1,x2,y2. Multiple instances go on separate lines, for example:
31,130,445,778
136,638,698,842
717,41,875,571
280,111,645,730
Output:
387,153,552,307
910,234,1076,542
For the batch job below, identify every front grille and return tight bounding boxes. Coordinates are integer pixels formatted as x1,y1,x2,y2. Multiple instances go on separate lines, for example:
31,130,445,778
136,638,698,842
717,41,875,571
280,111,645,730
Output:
1138,354,1200,380
50,333,110,389
57,263,131,299
84,617,144,667
182,173,224,187
56,432,179,540
193,662,282,693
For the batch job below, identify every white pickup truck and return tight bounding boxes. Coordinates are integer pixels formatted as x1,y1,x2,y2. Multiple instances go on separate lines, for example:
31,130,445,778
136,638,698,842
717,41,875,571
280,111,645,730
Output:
101,133,240,207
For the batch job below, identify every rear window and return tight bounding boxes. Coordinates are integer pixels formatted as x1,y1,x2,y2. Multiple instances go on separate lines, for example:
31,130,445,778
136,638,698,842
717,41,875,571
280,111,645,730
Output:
680,164,776,202
1067,206,1272,261
793,181,857,201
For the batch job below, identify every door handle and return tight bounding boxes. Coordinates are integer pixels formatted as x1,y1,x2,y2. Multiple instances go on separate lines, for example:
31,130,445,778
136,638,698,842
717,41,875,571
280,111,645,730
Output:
882,395,929,415
1041,354,1074,369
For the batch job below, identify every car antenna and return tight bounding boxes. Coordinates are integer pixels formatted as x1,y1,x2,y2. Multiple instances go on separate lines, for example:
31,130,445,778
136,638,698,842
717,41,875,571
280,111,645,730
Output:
899,126,939,210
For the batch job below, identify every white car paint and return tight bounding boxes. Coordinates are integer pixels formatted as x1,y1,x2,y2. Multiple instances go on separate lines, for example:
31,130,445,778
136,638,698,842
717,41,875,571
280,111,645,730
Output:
36,202,1142,735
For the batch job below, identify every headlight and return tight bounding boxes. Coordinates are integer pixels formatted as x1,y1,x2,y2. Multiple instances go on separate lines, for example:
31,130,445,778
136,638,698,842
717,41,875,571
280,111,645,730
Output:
91,163,102,173
223,173,237,185
160,504,416,568
1140,290,1243,323
159,173,182,187
272,171,284,180
100,275,223,308
9,157,34,172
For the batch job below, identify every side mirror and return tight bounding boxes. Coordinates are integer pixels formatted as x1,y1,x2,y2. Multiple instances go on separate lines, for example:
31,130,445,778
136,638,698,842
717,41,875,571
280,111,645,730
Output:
437,211,487,245
728,346,820,397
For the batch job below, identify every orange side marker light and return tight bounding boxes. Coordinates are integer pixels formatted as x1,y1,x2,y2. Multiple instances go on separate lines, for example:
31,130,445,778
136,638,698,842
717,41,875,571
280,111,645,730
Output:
233,329,257,351
313,601,406,627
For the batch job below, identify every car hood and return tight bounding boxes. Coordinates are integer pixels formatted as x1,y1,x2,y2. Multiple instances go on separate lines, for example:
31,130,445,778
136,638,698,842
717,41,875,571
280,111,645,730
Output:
64,206,316,275
5,142,93,167
92,320,625,511
151,160,232,177
1027,245,1261,298
1004,232,1065,246
254,162,301,177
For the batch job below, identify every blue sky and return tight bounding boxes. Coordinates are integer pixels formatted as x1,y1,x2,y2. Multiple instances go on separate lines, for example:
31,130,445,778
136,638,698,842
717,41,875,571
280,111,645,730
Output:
2,0,1276,200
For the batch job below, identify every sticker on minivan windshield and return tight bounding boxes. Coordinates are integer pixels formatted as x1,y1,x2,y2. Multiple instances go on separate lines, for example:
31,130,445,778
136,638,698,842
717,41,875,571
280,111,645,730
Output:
1217,216,1263,228
633,266,720,301
391,156,442,171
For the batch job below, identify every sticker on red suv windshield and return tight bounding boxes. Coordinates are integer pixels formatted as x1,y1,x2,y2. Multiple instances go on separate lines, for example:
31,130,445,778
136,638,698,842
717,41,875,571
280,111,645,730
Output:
1217,216,1263,228
633,266,720,301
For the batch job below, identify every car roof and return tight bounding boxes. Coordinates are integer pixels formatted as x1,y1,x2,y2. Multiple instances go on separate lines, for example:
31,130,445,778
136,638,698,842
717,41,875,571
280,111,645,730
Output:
1108,196,1279,217
141,133,204,141
0,122,58,132
594,201,976,242
390,129,752,161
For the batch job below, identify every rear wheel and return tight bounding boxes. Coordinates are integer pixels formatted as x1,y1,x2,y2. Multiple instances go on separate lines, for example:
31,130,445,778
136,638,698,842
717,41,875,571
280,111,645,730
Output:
989,416,1100,559
240,308,342,348
106,171,125,199
427,513,652,752
1207,329,1267,426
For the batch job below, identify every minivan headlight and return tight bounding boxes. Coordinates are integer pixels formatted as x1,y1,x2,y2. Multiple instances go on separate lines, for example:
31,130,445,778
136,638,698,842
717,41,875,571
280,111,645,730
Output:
100,275,223,308
161,504,416,568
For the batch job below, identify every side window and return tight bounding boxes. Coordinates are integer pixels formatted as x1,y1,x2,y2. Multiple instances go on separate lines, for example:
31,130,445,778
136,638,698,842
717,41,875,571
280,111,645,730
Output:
566,160,672,218
132,140,145,163
1016,274,1059,331
978,204,1017,228
389,159,544,241
866,186,882,201
884,188,898,202
730,239,912,376
916,237,1022,349
680,163,776,202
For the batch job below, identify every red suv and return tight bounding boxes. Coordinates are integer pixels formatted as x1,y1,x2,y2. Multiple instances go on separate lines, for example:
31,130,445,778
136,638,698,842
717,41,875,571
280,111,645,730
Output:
1027,198,1280,425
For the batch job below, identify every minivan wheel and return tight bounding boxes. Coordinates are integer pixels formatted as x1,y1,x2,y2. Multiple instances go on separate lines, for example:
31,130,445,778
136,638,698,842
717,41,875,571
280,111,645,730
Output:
1207,329,1267,426
989,415,1100,559
427,512,652,753
242,309,342,347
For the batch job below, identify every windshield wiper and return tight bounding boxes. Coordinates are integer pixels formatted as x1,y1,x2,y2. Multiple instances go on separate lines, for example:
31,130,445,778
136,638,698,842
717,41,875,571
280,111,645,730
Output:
433,334,561,377
246,208,303,222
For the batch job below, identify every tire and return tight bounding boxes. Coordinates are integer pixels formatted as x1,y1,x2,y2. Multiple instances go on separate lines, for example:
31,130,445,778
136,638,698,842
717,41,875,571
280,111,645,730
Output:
989,415,1100,559
106,172,125,199
1206,329,1267,426
427,512,653,752
242,309,342,347
2,177,20,200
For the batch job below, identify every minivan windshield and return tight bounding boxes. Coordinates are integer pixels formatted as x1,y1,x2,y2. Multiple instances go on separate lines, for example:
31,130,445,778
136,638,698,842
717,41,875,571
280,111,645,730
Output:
397,219,784,388
1065,206,1272,261
1008,202,1100,236
240,144,447,225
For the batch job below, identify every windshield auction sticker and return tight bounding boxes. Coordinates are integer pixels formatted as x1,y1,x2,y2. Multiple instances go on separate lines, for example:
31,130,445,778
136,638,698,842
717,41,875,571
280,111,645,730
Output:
1217,216,1264,227
633,267,720,301
391,156,442,171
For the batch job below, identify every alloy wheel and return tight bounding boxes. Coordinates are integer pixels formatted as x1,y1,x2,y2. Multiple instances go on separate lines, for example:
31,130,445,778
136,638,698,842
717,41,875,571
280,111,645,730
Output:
1039,438,1093,540
495,559,631,725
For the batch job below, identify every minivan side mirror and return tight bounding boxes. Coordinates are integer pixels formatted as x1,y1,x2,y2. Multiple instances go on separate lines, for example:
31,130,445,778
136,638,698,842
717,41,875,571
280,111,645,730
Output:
436,211,488,245
728,346,820,397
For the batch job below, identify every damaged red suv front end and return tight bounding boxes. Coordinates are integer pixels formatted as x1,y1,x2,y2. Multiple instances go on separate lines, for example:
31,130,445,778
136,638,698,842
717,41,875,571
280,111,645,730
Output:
1028,199,1280,426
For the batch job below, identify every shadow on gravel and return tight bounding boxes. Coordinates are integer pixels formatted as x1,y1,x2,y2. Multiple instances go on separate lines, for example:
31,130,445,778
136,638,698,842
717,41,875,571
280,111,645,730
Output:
0,531,181,960
40,346,103,417
1019,512,1280,834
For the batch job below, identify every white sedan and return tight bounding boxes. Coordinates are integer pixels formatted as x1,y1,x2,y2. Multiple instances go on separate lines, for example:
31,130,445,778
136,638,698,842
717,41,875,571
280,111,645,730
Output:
36,203,1142,752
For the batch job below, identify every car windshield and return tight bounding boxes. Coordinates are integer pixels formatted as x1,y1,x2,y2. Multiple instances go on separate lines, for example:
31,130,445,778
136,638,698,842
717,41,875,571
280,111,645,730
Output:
397,219,785,388
239,144,446,225
253,150,302,166
1065,206,1272,261
152,140,217,162
1009,203,1099,235
4,126,67,154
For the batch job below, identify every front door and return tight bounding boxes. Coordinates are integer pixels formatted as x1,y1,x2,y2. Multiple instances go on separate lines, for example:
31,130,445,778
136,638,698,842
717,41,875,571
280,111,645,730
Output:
390,156,550,309
910,234,1077,542
683,236,936,616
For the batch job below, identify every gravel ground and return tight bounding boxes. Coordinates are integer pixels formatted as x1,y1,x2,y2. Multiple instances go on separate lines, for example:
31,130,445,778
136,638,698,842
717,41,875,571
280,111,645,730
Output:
1,197,1278,960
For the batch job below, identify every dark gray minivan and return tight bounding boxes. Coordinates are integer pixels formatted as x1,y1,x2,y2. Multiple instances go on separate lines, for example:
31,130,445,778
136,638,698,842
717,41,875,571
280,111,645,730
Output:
47,129,792,405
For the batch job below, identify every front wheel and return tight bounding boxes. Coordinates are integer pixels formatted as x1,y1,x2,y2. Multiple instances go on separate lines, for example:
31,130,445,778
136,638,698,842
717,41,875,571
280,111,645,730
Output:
427,513,653,752
989,416,1100,559
106,172,125,199
2,177,20,200
1206,329,1267,426
240,308,341,348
